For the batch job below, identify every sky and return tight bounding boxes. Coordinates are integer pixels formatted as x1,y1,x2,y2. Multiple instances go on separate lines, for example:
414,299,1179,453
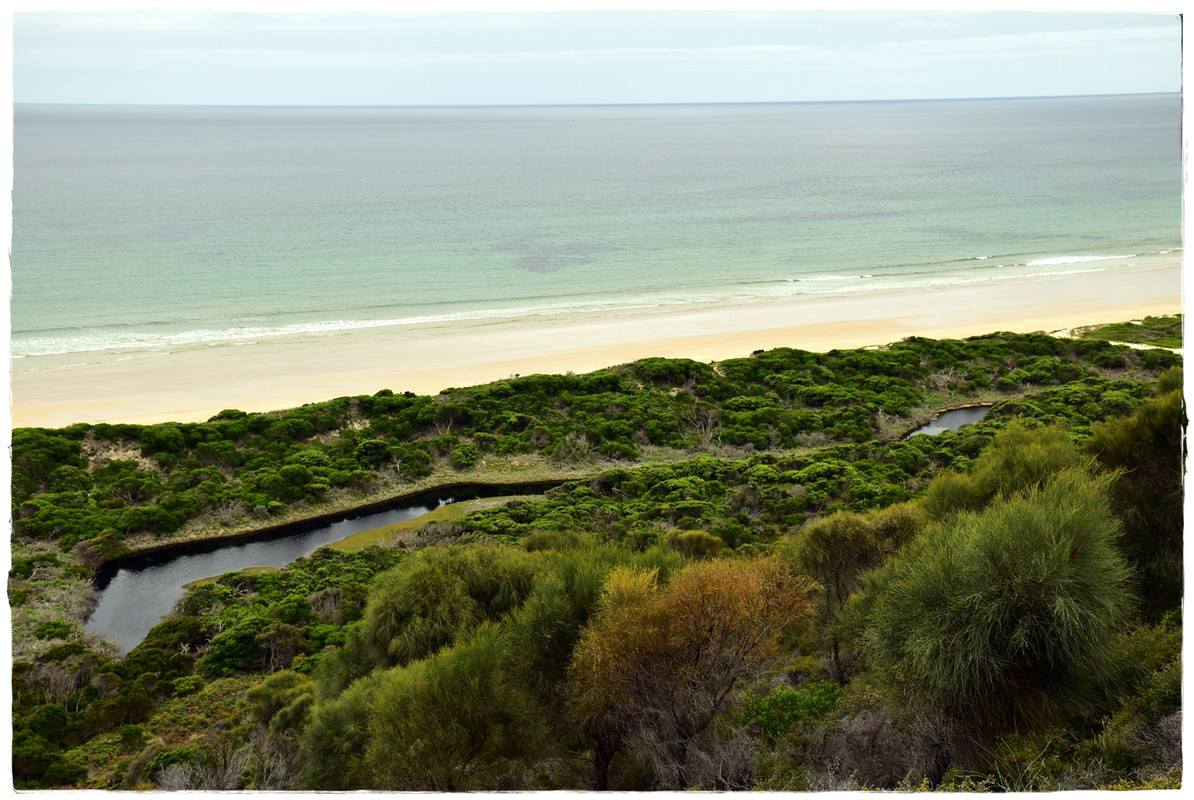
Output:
6,2,1184,106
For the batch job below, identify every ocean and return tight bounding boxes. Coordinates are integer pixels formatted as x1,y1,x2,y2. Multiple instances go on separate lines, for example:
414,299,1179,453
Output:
10,94,1182,361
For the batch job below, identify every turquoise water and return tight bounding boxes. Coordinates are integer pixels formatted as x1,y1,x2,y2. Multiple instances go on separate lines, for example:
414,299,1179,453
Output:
11,95,1181,359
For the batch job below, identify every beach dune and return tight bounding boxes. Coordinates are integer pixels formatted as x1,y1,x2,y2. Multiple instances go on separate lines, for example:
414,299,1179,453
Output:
9,257,1182,430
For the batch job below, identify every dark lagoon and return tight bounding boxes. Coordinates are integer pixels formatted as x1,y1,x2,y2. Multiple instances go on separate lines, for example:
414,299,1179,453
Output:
87,482,559,653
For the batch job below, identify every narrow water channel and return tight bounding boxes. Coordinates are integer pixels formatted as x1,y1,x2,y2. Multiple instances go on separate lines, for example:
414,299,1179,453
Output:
86,482,562,653
87,500,442,653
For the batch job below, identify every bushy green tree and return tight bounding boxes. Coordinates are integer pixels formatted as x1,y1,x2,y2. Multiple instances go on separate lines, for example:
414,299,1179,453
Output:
781,502,925,681
255,623,314,672
300,670,388,789
246,670,317,725
854,468,1135,739
357,544,538,670
1085,379,1185,620
741,680,843,743
362,623,548,790
449,442,480,470
662,528,724,560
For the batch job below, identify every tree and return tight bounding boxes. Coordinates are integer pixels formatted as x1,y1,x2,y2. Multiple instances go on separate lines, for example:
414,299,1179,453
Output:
781,502,924,681
254,625,315,673
200,617,267,678
854,468,1135,742
1086,381,1185,620
362,624,548,791
300,671,387,789
357,545,537,670
567,557,815,789
449,442,480,470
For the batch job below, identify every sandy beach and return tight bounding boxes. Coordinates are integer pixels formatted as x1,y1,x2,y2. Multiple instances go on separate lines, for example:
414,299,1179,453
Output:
9,256,1183,430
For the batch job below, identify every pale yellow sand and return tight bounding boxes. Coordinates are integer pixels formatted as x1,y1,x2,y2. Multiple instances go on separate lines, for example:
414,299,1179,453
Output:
9,256,1183,429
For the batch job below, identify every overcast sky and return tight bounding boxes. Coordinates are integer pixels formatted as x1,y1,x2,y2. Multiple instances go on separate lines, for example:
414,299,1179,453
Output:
8,2,1183,106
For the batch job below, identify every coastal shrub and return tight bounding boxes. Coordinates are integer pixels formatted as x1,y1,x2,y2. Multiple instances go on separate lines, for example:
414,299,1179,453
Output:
662,529,724,560
854,468,1134,737
143,746,198,782
9,552,63,580
140,425,187,457
362,624,549,791
300,670,390,789
779,503,923,681
450,443,480,470
10,428,86,498
356,545,539,671
269,593,312,625
1086,385,1185,620
32,620,75,640
256,623,315,672
1078,315,1183,349
246,670,317,725
568,558,816,790
11,727,79,784
49,465,94,493
200,618,269,678
920,422,1081,518
171,675,204,697
352,439,392,467
742,680,843,743
500,573,586,713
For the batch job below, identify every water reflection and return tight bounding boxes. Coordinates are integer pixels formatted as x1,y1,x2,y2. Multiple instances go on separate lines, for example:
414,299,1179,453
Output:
905,405,992,437
87,500,443,653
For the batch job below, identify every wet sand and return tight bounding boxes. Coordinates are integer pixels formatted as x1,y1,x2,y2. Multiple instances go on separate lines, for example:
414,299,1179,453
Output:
9,256,1183,429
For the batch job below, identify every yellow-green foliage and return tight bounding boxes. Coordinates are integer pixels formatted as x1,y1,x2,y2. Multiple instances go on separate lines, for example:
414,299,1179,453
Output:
361,624,548,791
568,557,817,789
245,671,316,726
921,422,1083,518
662,528,725,559
1098,768,1182,790
778,501,926,679
300,670,388,789
358,544,539,669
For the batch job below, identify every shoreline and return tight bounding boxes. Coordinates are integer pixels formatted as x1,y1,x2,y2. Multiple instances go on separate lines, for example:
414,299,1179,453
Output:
9,256,1183,429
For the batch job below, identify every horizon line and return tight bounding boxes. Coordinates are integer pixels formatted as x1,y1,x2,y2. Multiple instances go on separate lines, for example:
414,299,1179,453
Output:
12,90,1180,110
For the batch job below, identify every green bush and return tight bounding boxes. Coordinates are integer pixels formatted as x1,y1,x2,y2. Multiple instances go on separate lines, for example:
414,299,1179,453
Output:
450,443,480,470
200,618,267,677
1086,385,1185,620
921,422,1082,519
742,680,843,743
119,724,146,751
361,624,548,791
32,619,75,640
855,468,1135,735
171,675,204,696
246,670,317,725
662,529,724,560
144,746,197,781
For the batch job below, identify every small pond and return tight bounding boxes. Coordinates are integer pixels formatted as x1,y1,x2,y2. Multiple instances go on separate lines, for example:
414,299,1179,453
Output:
904,405,993,438
86,482,557,653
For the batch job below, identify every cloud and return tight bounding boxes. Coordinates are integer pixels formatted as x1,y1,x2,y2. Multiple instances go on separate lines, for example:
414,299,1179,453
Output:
871,25,1178,64
12,9,1182,104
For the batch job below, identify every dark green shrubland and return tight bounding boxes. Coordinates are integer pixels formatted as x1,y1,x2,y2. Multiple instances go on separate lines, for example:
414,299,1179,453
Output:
8,325,1183,790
